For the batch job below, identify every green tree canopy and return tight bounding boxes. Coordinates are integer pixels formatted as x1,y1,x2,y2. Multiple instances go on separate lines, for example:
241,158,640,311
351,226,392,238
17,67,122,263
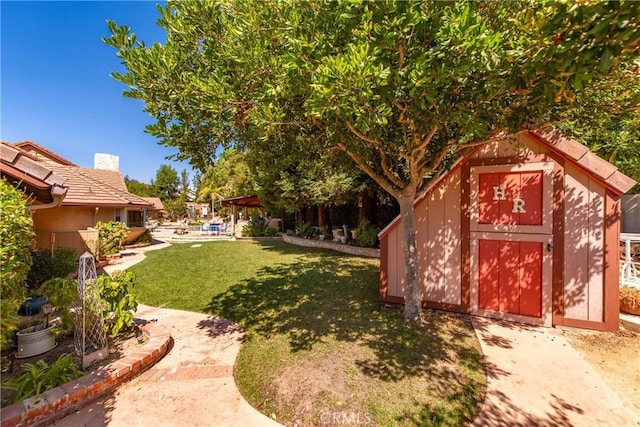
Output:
106,0,640,321
152,164,180,202
199,146,257,198
124,175,157,197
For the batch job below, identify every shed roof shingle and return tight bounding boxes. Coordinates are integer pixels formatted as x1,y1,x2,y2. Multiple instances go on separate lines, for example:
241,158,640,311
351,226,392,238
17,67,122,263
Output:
530,129,636,194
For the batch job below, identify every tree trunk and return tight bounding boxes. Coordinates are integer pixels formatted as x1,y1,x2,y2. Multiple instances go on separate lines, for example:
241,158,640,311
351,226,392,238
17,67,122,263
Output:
358,190,377,225
398,194,422,322
318,204,326,230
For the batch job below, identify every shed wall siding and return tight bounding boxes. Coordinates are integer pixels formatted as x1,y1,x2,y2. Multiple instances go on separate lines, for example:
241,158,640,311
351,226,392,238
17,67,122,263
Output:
387,226,403,298
563,163,605,322
416,170,462,305
385,169,463,304
474,137,545,159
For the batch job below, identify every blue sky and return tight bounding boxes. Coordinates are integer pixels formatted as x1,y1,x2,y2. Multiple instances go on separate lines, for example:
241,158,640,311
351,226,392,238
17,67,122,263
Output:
1,0,193,184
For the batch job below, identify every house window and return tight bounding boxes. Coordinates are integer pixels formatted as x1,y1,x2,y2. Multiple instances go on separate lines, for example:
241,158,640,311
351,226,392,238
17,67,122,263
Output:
127,210,143,227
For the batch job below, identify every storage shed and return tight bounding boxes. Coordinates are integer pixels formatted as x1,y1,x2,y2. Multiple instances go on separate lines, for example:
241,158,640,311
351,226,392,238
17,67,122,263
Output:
379,129,636,331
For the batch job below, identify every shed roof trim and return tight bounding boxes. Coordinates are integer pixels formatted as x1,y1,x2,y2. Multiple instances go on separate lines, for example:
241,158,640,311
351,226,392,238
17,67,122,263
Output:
529,129,636,194
378,129,637,239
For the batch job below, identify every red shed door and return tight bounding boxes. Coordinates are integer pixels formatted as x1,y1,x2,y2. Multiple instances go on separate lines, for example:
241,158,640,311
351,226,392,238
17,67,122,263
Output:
478,240,542,317
472,166,552,322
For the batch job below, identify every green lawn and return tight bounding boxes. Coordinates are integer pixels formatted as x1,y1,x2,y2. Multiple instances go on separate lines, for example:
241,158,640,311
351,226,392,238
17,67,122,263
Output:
129,240,485,426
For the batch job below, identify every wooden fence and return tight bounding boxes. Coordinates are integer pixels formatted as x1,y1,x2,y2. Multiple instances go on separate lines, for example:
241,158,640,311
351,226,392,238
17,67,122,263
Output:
34,229,99,258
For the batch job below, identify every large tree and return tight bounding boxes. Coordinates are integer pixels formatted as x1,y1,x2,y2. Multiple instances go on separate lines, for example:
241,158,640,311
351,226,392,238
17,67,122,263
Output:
152,164,180,201
199,147,257,198
106,0,639,322
124,175,156,197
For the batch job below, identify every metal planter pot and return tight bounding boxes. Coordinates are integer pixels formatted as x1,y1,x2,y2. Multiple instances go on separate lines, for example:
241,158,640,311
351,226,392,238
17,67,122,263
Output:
16,325,57,358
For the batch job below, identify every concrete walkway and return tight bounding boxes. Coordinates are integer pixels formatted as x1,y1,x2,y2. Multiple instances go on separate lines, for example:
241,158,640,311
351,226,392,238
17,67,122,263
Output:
53,305,281,427
471,316,639,426
100,240,171,275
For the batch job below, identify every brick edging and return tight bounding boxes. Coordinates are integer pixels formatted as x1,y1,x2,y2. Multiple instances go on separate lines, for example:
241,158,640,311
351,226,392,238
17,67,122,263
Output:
1,320,171,427
283,235,380,258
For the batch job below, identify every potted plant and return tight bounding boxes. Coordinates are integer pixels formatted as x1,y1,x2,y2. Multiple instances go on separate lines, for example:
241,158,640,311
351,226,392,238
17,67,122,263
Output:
318,226,330,241
16,278,77,358
15,304,57,358
297,223,314,239
620,285,640,315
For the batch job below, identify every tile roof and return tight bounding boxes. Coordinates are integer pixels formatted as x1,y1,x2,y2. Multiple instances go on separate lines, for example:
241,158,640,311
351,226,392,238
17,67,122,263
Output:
13,140,77,166
142,197,165,211
44,162,152,208
0,142,68,205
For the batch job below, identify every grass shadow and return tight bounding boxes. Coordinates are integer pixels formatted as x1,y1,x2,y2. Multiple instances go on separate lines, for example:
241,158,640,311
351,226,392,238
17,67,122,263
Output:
201,240,485,424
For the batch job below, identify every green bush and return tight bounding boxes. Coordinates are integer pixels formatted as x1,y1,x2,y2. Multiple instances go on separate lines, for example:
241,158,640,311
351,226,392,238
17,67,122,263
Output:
354,220,379,248
2,353,83,404
263,226,277,237
39,278,78,330
27,248,77,292
95,221,128,256
242,215,272,237
98,271,138,336
0,179,35,348
297,222,314,238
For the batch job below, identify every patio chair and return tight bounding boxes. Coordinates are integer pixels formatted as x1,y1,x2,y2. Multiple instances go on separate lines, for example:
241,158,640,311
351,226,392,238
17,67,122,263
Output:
200,223,211,235
209,222,220,235
218,223,229,234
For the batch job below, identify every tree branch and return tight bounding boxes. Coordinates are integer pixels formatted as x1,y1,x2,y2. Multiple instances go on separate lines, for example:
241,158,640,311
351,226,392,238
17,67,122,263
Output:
379,149,406,189
346,121,381,146
416,145,451,178
336,143,401,197
454,130,512,152
413,125,438,161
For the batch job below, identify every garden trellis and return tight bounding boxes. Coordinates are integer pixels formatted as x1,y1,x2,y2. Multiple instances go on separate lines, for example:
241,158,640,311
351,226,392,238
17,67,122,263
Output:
73,252,108,368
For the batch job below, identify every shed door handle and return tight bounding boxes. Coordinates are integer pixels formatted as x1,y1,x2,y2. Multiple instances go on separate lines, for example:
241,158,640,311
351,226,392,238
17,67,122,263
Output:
547,243,553,252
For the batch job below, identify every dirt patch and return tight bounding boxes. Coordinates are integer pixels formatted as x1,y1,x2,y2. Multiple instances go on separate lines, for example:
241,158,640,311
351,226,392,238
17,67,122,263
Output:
249,311,485,426
563,324,640,419
1,327,143,406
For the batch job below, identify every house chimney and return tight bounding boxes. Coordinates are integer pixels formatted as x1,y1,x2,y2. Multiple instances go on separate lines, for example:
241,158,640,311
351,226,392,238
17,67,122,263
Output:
94,153,119,171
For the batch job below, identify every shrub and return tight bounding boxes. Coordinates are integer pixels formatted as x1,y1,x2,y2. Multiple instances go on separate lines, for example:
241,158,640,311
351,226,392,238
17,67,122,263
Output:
27,248,77,292
2,353,83,404
39,278,78,330
242,215,269,237
95,221,128,257
98,271,138,336
354,220,379,248
263,226,277,237
0,179,34,348
620,285,640,312
297,222,314,238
